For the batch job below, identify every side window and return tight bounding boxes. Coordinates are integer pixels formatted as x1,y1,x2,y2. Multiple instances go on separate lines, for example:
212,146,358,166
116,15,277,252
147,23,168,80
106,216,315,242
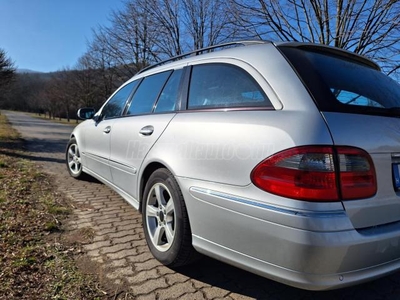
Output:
126,71,172,115
188,64,272,109
101,81,138,119
154,69,183,113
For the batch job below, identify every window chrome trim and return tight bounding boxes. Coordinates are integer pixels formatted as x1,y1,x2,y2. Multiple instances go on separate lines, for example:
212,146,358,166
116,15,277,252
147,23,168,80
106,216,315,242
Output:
179,107,275,113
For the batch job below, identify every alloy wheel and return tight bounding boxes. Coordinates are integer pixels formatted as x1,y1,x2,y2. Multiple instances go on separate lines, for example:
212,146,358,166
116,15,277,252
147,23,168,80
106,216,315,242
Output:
145,183,176,252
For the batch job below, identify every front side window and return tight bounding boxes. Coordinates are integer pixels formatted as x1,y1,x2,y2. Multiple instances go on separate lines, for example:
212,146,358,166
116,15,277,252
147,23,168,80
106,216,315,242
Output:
188,64,272,109
101,81,138,120
126,71,172,115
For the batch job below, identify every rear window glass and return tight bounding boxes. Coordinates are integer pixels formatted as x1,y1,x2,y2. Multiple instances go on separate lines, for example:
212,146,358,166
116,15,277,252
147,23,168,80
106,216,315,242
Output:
280,47,400,116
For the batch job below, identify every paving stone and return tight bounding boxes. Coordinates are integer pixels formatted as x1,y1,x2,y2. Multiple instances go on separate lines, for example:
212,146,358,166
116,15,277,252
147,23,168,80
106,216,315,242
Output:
96,227,118,236
101,242,133,254
126,252,154,263
126,269,159,284
96,223,114,230
108,258,128,268
112,235,141,244
90,256,104,264
131,278,168,295
106,266,135,279
134,259,162,271
229,293,256,300
106,249,137,260
178,291,206,300
135,245,150,254
92,235,109,242
106,230,137,239
135,294,157,300
165,273,190,285
191,279,211,289
76,222,94,229
86,248,101,257
157,282,196,300
202,287,231,299
157,266,176,276
84,240,112,251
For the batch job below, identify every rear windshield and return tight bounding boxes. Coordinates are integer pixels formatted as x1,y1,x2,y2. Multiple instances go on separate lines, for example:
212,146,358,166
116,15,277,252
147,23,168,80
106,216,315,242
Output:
279,46,400,117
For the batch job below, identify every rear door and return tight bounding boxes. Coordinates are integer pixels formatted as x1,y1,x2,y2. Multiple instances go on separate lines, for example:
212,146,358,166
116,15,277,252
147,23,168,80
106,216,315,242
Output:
280,46,400,229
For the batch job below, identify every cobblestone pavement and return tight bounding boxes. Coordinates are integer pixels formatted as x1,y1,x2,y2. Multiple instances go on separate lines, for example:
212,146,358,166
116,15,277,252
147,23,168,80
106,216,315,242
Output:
4,111,400,299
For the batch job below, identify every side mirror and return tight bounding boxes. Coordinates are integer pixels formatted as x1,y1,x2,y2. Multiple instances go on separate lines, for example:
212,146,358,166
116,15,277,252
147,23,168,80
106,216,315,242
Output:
77,108,96,120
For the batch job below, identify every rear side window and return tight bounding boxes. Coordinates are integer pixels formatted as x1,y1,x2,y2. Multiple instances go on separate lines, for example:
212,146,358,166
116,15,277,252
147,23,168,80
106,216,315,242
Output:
126,71,172,115
187,64,272,109
154,69,183,113
280,47,400,116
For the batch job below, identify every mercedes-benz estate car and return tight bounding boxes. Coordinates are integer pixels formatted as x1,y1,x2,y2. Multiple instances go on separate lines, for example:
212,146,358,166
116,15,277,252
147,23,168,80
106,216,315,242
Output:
66,40,400,290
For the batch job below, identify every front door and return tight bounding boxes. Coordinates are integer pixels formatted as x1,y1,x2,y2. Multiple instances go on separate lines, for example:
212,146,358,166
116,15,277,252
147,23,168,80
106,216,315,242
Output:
82,81,138,182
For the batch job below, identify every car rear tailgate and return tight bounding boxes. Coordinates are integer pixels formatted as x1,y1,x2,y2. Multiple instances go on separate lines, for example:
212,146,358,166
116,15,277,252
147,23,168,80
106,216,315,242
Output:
324,112,400,229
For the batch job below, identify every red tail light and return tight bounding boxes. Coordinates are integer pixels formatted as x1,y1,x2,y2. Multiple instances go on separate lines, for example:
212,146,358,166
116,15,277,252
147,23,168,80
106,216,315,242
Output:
251,146,377,202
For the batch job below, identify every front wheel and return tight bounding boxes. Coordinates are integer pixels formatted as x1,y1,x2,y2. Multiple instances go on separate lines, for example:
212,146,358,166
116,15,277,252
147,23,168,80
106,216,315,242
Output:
142,168,199,267
66,138,86,179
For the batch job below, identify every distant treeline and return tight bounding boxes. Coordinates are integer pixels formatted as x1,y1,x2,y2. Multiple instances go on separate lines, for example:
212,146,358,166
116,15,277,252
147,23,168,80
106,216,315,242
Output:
1,67,133,121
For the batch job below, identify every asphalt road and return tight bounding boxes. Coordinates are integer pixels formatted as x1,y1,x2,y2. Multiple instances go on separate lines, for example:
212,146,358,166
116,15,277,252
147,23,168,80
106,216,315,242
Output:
4,110,400,299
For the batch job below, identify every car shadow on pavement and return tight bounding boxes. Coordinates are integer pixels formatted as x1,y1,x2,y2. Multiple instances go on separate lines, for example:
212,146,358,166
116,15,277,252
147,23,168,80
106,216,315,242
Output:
175,256,400,299
25,138,69,154
78,174,102,184
0,149,65,164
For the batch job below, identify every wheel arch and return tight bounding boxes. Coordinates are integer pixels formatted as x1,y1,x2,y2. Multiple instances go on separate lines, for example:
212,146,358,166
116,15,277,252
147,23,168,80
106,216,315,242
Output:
139,162,169,213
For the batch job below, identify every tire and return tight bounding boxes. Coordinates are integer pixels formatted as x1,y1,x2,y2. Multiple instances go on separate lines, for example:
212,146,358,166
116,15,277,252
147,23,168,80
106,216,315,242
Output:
66,138,86,179
142,168,199,267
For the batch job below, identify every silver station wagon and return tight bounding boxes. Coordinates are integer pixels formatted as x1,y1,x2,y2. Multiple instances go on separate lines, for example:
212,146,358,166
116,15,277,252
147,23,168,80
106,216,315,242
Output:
66,41,400,290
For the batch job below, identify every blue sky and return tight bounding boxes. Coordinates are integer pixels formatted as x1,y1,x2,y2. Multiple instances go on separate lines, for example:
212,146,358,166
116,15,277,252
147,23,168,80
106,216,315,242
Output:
0,0,124,72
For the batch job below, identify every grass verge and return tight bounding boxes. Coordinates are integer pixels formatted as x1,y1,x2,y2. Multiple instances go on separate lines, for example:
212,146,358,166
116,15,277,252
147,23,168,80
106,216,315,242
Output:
0,114,105,299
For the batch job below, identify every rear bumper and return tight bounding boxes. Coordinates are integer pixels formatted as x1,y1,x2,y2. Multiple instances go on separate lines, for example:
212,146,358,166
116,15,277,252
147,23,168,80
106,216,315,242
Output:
193,234,400,291
180,182,400,290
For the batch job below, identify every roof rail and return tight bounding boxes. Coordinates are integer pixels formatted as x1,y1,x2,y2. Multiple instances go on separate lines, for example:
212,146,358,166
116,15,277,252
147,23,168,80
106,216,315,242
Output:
138,40,268,74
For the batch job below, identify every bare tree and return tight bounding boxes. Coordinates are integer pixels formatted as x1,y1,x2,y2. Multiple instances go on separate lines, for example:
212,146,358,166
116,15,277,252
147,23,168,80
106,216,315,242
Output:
75,53,110,108
90,0,160,77
41,70,74,121
86,0,245,66
182,0,238,49
135,0,184,57
233,0,400,77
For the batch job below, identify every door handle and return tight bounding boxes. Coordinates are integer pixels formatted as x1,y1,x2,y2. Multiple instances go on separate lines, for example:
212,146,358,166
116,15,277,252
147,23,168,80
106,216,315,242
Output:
103,126,111,134
139,125,154,136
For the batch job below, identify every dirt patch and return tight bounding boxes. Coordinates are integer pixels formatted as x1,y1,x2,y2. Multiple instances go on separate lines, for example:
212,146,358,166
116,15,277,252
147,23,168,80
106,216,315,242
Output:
0,114,106,300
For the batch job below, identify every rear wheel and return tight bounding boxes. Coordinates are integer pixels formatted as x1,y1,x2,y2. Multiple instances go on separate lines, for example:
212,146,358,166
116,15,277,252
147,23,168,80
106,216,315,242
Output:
142,168,199,267
66,138,86,179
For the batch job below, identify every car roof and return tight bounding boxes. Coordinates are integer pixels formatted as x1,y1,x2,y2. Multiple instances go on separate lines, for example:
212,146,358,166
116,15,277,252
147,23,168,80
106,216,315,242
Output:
134,40,380,79
137,40,270,75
